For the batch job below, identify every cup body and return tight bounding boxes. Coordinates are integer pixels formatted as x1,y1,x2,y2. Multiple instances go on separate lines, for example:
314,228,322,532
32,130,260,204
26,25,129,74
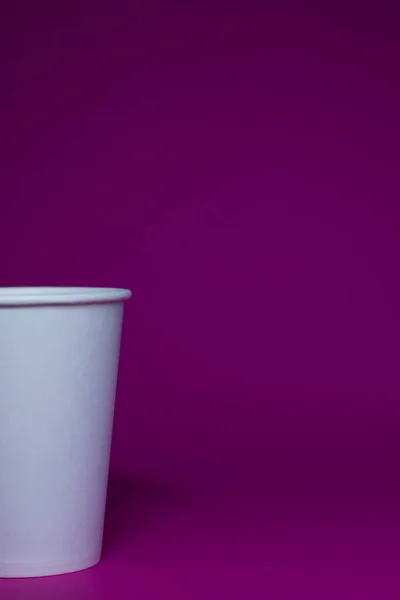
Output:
0,287,131,577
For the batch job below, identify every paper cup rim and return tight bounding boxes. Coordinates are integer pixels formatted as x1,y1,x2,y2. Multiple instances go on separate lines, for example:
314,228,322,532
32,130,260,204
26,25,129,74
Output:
0,287,132,306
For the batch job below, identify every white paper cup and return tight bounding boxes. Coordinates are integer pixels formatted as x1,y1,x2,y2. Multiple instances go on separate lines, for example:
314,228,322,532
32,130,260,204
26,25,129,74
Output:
0,287,131,578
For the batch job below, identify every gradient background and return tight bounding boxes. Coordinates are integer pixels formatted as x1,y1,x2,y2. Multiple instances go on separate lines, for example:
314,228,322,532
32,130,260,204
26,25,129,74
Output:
1,1,400,597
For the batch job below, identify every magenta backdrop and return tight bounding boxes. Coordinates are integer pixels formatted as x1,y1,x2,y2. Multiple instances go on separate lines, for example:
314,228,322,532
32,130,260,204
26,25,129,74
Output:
1,1,400,598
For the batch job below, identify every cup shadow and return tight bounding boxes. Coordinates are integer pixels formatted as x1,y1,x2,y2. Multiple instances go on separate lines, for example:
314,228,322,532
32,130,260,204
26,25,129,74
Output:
102,473,193,557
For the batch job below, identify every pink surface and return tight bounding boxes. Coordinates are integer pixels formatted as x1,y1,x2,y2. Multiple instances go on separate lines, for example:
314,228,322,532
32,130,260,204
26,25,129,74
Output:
2,483,400,598
1,0,400,597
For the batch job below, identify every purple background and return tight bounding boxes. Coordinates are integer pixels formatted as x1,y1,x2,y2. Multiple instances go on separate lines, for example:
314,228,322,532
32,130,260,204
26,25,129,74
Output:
1,1,400,597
